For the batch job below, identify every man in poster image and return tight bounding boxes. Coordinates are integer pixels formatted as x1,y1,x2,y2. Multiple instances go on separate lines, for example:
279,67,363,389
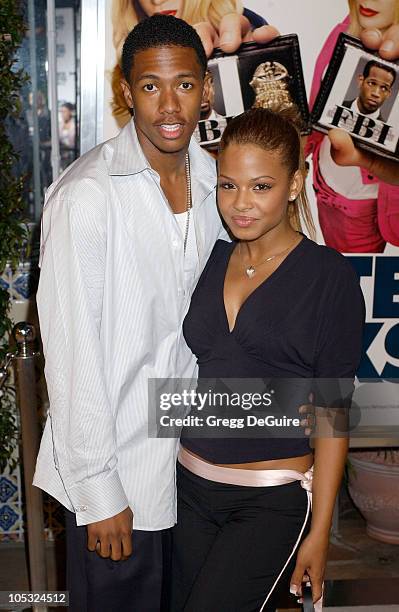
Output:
342,59,396,122
334,8,399,185
199,70,217,121
307,2,399,254
195,70,227,150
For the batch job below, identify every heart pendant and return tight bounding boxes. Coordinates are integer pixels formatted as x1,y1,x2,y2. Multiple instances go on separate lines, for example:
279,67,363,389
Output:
246,266,255,278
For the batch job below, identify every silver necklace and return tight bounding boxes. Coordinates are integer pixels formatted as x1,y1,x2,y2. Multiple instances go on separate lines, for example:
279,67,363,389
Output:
183,153,191,255
240,236,300,279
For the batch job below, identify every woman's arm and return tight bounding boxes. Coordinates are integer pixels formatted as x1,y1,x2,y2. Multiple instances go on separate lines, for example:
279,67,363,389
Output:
290,434,348,605
290,256,365,606
311,435,348,535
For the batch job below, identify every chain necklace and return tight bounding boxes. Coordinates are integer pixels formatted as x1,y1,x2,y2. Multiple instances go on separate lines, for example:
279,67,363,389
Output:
240,235,300,279
183,153,192,255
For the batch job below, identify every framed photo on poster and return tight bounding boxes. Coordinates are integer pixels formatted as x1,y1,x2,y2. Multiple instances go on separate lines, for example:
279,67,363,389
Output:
311,33,399,160
194,34,310,151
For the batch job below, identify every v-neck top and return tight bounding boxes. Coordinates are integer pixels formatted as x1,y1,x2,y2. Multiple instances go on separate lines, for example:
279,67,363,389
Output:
181,237,365,463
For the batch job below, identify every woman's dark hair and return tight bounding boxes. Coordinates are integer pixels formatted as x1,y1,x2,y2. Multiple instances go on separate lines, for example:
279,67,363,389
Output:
219,107,315,238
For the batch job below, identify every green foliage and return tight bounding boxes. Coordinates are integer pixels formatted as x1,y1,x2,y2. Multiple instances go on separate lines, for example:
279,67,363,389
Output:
0,0,29,470
0,388,18,473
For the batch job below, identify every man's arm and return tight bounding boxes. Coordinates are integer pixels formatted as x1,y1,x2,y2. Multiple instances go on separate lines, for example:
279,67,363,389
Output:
37,188,131,543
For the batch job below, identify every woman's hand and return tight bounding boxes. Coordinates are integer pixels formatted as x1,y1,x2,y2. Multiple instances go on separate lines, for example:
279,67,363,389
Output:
290,530,329,605
328,129,399,185
193,13,280,57
361,24,399,61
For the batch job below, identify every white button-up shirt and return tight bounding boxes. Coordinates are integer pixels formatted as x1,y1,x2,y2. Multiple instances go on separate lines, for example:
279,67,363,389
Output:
33,120,225,529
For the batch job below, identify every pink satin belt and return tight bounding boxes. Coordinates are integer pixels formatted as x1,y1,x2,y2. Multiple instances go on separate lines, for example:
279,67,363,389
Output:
178,446,323,611
178,446,313,500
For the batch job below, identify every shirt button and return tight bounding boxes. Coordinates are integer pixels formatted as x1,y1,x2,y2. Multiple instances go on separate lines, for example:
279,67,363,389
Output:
172,239,179,249
75,505,88,512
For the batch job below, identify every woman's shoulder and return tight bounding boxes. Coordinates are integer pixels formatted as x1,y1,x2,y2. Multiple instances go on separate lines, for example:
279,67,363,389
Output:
301,237,359,282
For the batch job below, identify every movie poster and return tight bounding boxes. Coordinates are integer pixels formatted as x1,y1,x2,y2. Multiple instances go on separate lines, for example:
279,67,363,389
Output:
103,0,399,384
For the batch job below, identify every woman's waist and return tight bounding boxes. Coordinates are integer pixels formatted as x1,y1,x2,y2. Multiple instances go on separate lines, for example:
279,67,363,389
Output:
179,446,314,488
181,446,313,473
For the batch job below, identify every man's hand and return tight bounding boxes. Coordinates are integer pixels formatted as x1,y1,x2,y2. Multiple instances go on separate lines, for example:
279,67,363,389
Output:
329,129,399,185
87,506,133,561
299,393,315,437
193,13,280,57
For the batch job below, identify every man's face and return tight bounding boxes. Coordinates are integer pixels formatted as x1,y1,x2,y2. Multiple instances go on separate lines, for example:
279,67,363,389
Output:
200,71,215,120
357,65,394,114
121,46,205,158
61,106,72,121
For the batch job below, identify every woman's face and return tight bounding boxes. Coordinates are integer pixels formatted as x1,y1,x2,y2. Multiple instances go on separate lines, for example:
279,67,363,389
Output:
354,0,397,32
136,0,183,17
217,143,300,241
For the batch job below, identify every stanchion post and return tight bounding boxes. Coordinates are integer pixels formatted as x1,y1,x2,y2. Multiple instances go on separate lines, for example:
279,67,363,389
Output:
12,322,48,611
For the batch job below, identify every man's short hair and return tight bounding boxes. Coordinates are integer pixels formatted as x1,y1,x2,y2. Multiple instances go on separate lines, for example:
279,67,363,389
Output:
61,102,75,111
363,60,396,85
121,14,207,82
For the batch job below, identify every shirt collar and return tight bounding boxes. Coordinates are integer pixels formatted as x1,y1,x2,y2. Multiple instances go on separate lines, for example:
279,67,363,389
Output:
108,119,150,176
108,119,216,200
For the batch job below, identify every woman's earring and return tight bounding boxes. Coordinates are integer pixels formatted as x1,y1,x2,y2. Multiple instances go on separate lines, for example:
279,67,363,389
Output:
289,194,296,201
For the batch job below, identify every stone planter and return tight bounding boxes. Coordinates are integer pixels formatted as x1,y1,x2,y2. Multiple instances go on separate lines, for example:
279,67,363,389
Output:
348,452,399,545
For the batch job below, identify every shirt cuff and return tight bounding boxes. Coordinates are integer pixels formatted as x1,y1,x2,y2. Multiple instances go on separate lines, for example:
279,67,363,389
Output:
68,469,129,526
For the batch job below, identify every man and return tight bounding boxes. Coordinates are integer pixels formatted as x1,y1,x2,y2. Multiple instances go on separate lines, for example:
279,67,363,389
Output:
34,16,224,612
199,70,217,121
342,59,395,122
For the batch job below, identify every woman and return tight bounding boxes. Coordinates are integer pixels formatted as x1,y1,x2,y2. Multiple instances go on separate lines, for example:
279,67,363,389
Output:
170,108,365,611
306,0,399,253
111,0,267,125
347,0,399,36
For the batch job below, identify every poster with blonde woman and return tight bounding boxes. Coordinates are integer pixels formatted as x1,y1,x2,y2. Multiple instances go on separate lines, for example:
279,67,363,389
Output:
102,0,399,443
105,1,362,144
109,0,270,129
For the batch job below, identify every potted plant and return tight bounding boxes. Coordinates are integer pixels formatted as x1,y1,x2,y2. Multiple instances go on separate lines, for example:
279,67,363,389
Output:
347,448,399,544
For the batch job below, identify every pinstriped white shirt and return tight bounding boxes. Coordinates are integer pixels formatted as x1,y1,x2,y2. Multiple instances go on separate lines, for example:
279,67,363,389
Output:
33,120,225,529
